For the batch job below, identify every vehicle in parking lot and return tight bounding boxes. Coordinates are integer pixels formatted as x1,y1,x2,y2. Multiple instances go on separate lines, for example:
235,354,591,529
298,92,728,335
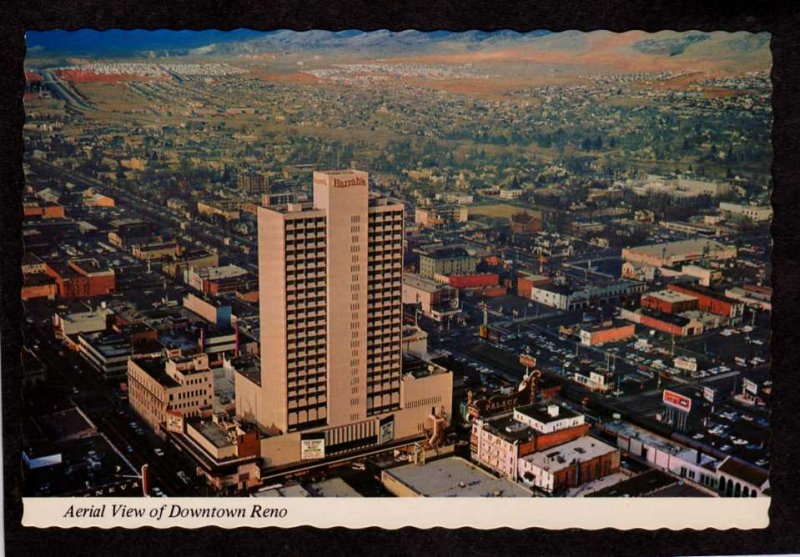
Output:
154,448,164,457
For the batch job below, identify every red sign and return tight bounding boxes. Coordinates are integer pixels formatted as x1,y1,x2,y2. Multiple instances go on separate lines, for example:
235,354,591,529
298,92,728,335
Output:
519,354,537,368
663,389,692,413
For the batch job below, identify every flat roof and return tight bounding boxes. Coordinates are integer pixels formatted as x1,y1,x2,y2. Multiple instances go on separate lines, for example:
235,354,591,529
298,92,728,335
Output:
132,357,180,389
520,436,617,473
383,456,532,497
421,246,470,259
483,414,537,443
587,469,677,497
254,484,311,498
644,289,698,303
193,419,233,449
308,477,362,498
515,403,581,424
626,239,732,259
403,273,448,292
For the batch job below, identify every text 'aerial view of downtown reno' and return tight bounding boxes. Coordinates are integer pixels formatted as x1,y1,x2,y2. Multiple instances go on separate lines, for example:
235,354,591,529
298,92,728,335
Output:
20,29,772,501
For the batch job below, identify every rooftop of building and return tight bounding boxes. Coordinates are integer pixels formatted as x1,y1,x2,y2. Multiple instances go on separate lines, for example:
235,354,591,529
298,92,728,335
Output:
383,456,532,497
37,408,96,443
420,246,471,260
625,239,732,259
515,402,581,424
130,357,180,389
600,420,710,462
638,308,692,327
403,273,450,292
587,469,679,497
307,477,363,498
717,456,769,487
79,331,131,358
582,319,634,333
644,289,698,303
402,353,448,379
192,418,234,449
483,414,537,443
669,282,740,303
520,436,618,472
254,484,312,497
532,283,575,295
232,355,261,386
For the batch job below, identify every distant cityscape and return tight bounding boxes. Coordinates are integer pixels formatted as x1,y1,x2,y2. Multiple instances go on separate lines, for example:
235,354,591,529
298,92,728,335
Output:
20,29,771,499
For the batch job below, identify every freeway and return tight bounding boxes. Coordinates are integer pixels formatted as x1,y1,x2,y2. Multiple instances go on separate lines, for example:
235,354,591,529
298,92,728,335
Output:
40,71,94,111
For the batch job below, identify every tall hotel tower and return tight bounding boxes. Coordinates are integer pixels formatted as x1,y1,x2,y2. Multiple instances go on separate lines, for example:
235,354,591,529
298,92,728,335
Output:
236,170,451,466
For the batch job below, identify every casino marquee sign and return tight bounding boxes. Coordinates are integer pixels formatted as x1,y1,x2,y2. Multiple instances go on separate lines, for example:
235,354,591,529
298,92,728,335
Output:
467,372,539,420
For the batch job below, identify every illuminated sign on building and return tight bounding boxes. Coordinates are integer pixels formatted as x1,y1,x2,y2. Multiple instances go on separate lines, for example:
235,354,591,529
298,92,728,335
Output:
663,389,692,413
379,415,395,445
332,177,367,188
300,433,326,460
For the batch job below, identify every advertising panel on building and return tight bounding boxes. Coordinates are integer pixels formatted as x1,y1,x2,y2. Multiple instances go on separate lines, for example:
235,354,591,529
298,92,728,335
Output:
663,389,692,412
300,432,326,460
379,415,395,445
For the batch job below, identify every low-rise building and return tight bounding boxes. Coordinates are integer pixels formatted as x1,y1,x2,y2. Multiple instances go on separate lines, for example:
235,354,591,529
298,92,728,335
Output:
414,205,468,228
716,456,770,497
127,353,215,434
516,272,551,298
517,436,620,494
531,280,645,310
620,307,704,337
418,246,475,279
54,307,114,340
45,259,115,299
382,456,533,497
471,403,589,481
719,202,773,223
402,274,461,321
165,413,262,493
667,283,745,320
78,331,133,379
641,289,699,314
197,200,241,221
622,239,737,269
132,241,181,261
578,320,636,346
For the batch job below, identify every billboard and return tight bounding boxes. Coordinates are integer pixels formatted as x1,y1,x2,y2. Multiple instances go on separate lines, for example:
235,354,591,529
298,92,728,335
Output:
674,356,698,373
300,433,326,460
703,386,717,403
663,389,692,413
379,415,395,445
743,378,759,395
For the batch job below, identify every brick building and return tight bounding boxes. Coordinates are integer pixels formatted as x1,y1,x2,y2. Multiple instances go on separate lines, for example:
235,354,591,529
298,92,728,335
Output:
517,436,620,494
471,403,590,481
127,353,215,434
641,289,699,314
667,283,745,319
578,320,636,346
44,259,115,299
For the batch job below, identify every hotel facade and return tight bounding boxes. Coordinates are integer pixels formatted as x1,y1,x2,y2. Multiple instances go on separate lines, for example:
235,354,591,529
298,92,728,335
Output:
236,170,452,468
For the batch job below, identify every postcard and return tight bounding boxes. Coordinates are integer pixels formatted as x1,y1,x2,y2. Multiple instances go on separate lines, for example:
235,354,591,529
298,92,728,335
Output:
15,28,772,530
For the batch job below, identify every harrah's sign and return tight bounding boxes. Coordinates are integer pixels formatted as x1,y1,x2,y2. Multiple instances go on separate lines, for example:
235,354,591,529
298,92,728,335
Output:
332,176,367,188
